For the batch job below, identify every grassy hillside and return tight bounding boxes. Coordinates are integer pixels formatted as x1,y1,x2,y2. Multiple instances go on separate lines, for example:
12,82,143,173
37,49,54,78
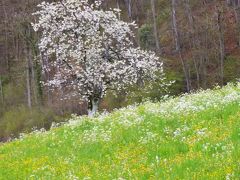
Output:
1,84,240,179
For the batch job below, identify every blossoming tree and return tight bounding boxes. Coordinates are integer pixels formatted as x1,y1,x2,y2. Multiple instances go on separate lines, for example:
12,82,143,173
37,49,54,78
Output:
32,0,166,116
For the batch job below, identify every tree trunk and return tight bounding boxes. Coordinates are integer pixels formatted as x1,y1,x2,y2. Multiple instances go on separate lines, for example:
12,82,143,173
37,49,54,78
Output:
0,76,4,105
88,97,100,117
171,0,180,52
3,1,10,76
26,48,32,108
124,0,132,21
171,0,191,92
234,1,240,46
216,7,225,86
25,24,39,106
201,56,207,89
116,0,121,19
184,0,200,88
179,52,191,92
29,49,38,105
151,0,161,54
43,54,52,105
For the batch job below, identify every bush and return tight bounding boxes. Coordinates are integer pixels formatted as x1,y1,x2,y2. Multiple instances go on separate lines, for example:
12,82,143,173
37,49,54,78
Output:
102,70,183,111
0,106,64,141
224,56,240,83
138,24,155,50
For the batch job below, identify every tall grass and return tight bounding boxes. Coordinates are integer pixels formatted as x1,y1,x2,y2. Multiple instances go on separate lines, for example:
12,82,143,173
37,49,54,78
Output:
0,83,240,179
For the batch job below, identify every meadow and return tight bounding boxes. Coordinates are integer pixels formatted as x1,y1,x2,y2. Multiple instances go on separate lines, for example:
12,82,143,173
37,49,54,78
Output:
0,84,240,179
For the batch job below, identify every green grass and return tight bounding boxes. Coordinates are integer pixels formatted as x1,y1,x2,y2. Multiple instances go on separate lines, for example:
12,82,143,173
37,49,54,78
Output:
1,84,240,179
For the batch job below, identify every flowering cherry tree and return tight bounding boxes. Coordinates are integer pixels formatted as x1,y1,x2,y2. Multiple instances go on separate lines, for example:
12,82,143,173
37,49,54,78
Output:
32,0,166,116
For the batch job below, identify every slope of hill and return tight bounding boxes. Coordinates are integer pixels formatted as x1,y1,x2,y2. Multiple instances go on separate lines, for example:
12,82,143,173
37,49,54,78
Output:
1,84,240,179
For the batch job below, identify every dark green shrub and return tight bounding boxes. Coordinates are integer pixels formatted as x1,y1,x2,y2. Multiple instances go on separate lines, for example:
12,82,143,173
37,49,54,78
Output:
224,56,240,83
138,24,155,50
0,106,63,141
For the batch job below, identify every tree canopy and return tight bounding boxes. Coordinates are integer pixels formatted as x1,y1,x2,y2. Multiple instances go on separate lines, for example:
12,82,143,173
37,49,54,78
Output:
32,0,165,115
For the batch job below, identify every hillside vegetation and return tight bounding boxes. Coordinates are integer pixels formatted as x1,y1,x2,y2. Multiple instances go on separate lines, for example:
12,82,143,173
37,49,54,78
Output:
2,1,240,140
1,84,240,179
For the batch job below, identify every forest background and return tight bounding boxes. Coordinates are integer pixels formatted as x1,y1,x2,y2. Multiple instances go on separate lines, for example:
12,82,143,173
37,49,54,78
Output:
0,0,239,141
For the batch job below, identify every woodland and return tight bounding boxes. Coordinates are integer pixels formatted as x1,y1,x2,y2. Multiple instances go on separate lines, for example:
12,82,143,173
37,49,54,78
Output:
0,0,240,141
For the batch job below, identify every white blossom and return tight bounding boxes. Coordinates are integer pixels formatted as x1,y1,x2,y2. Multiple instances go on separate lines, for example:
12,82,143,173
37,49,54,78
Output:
32,0,166,109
